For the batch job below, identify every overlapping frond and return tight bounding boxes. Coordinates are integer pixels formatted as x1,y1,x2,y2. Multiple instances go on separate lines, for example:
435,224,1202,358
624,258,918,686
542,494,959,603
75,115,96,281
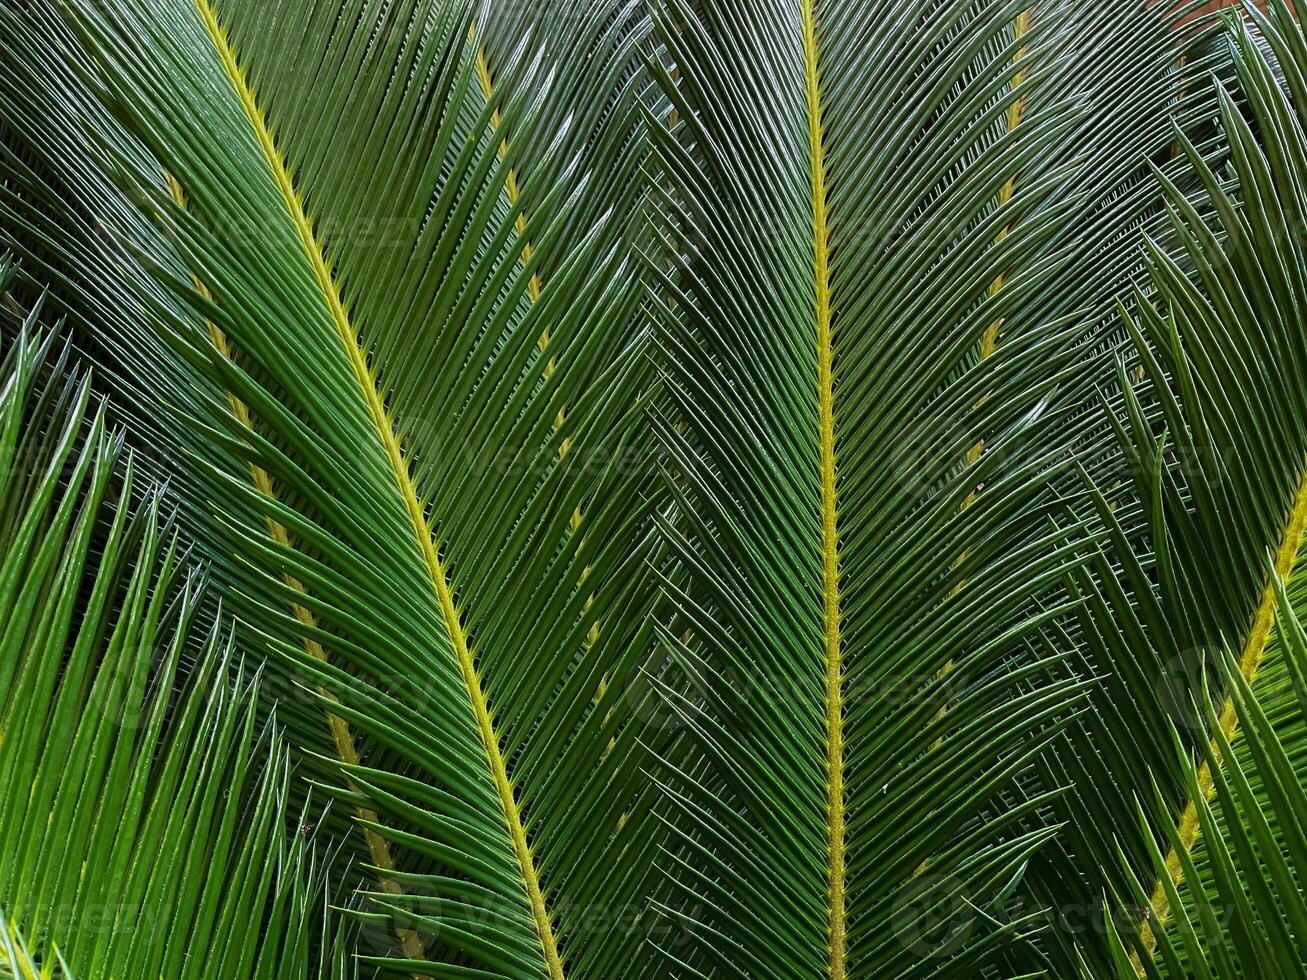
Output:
0,283,343,979
3,0,1306,977
1012,2,1307,974
1105,572,1307,978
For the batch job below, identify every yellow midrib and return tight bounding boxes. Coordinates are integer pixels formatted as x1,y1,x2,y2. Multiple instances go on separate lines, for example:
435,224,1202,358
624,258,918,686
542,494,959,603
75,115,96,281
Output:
903,10,1035,842
923,5,1031,735
473,46,544,311
195,4,564,977
1137,464,1307,968
472,44,578,508
472,45,608,690
802,3,844,977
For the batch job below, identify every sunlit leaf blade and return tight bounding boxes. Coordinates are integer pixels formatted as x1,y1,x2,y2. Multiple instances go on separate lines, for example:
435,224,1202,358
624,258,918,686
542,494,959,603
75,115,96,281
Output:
0,283,342,979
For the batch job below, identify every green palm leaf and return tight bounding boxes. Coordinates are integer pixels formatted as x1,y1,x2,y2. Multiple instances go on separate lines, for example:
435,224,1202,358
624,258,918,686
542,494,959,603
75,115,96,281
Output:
1008,2,1307,974
1,0,668,975
0,282,346,979
631,0,1232,976
4,1,1307,978
1102,570,1307,977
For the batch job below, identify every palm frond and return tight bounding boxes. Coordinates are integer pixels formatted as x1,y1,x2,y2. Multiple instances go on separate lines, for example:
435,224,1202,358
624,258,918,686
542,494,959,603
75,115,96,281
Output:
631,0,1225,975
1,1,669,974
1007,2,1307,974
0,283,342,979
1105,571,1307,977
4,1,1307,977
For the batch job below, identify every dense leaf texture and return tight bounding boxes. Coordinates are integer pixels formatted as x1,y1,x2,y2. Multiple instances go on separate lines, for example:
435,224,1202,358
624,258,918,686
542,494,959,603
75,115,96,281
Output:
2,0,1307,978
1054,4,1307,975
1,0,667,975
634,0,1220,976
0,283,343,979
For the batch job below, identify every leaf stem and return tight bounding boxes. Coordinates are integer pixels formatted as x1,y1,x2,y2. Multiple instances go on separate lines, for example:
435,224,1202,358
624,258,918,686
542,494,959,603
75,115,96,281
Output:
163,174,426,961
802,3,844,976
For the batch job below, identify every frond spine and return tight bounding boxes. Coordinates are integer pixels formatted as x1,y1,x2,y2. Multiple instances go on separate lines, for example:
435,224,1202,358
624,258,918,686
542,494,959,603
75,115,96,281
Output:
802,2,844,975
162,173,424,961
1138,462,1307,964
